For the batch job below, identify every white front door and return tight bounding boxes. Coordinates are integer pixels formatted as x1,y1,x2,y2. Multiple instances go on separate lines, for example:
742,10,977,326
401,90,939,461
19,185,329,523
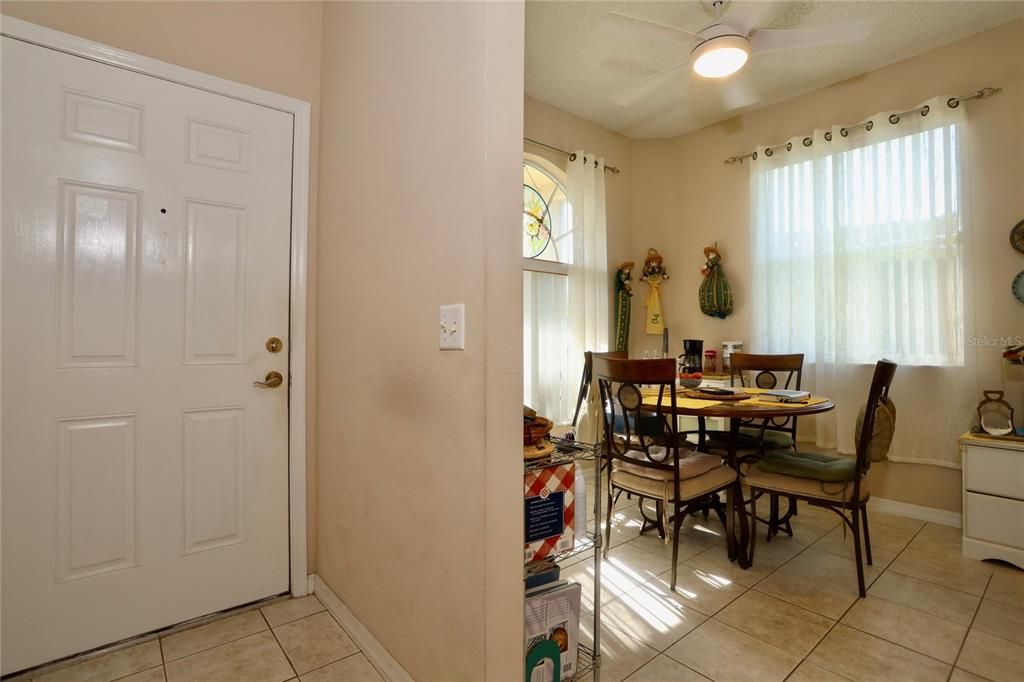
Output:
2,36,293,673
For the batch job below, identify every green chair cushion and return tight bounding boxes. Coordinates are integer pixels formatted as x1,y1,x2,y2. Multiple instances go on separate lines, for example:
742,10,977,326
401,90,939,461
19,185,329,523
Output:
741,427,794,449
704,427,794,450
755,449,857,483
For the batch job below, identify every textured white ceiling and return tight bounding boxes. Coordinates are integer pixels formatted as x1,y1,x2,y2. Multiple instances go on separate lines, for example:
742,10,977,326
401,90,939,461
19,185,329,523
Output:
525,1,1024,139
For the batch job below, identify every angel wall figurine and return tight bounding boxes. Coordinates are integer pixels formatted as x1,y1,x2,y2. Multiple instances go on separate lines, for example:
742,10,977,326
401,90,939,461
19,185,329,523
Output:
699,245,734,319
640,248,669,335
613,261,634,352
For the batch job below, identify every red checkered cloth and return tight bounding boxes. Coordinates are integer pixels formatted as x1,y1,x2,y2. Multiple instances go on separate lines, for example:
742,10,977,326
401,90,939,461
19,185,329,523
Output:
524,462,576,563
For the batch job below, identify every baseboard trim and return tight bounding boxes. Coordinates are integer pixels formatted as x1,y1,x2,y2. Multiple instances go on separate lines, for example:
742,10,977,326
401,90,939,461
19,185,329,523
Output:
311,574,412,682
870,497,962,528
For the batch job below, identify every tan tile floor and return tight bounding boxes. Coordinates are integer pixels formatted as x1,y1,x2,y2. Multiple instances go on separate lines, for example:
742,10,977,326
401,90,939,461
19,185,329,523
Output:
14,596,383,682
9,492,1024,682
570,488,1024,682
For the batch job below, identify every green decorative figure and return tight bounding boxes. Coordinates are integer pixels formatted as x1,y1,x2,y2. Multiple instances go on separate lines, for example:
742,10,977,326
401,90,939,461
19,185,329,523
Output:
613,261,634,353
699,245,734,319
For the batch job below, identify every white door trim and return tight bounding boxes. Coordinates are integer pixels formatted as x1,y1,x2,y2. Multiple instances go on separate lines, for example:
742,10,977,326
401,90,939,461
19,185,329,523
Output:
0,15,311,598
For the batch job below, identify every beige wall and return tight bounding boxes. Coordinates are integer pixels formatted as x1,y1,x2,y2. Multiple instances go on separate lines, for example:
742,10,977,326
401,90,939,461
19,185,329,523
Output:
2,0,326,565
524,96,634,309
316,2,523,679
627,20,1024,513
4,2,526,677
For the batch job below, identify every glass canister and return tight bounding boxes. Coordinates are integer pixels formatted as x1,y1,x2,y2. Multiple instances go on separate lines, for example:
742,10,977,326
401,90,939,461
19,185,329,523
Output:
722,340,743,372
704,350,717,374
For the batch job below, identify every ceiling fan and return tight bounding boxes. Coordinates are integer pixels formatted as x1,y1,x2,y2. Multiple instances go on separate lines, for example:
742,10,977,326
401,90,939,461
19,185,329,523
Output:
606,0,873,109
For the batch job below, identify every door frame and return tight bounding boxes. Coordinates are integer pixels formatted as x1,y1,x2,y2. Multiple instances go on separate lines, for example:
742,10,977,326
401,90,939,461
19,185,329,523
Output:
0,16,311,598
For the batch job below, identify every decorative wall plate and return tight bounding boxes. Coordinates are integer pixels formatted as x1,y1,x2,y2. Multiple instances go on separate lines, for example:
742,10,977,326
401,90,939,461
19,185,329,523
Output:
1012,219,1024,255
1014,270,1024,305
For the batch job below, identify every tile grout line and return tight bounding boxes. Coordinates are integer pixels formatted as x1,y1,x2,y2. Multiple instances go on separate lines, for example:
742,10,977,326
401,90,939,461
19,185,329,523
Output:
294,650,367,680
946,572,994,682
262,607,300,680
159,612,272,668
780,519,937,680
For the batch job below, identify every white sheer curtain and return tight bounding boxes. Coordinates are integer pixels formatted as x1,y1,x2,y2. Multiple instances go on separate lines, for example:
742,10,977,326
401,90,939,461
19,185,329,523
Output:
751,96,976,466
567,152,609,442
523,270,572,423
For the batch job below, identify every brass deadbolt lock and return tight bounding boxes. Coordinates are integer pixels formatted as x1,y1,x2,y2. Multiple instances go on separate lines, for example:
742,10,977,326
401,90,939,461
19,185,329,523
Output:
266,337,283,353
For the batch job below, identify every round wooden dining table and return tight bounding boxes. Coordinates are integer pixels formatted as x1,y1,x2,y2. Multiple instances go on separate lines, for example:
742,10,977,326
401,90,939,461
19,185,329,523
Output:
641,392,835,568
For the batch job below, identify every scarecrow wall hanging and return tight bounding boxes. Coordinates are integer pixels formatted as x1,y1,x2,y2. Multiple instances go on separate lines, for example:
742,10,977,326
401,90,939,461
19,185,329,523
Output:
699,244,733,319
613,261,634,352
640,248,669,335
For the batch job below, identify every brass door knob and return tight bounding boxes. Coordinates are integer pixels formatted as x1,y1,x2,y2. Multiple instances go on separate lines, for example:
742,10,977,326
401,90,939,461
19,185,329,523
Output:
253,371,284,388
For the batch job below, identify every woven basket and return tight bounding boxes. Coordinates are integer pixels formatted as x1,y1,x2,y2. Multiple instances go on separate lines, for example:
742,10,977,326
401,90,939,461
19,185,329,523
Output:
523,416,554,446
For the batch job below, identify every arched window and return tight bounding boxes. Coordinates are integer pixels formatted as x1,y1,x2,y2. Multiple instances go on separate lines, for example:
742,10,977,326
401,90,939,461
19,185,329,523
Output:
523,158,572,266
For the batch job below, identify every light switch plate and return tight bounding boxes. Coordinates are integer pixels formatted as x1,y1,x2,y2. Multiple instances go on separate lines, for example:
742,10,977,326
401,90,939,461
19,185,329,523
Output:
440,303,465,350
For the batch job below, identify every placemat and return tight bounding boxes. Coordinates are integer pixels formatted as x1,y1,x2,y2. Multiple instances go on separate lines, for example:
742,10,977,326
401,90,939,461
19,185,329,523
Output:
638,388,721,409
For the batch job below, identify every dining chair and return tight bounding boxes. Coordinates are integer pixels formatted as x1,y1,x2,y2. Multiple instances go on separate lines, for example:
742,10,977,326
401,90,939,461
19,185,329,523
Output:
699,353,805,537
701,352,805,454
744,359,898,597
571,350,627,429
594,356,738,590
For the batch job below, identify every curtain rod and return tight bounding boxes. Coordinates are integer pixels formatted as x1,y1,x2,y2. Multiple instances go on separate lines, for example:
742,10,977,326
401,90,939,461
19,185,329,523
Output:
723,87,1002,165
524,137,622,175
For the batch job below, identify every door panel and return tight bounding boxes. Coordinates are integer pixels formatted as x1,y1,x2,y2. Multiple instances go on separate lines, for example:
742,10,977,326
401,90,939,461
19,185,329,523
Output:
2,36,293,673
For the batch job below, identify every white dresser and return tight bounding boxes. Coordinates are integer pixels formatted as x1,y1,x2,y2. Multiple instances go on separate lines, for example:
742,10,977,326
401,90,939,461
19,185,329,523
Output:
960,433,1024,569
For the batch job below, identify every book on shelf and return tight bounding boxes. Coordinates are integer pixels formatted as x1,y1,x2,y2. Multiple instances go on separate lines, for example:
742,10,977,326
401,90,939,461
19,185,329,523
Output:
525,581,581,682
524,559,560,591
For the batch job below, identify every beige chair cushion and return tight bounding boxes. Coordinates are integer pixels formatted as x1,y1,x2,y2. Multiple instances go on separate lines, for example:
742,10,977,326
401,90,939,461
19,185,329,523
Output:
612,453,736,502
744,467,869,503
855,397,897,462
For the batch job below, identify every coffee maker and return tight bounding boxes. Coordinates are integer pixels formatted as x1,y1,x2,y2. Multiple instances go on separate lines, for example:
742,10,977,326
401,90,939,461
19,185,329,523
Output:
679,339,704,375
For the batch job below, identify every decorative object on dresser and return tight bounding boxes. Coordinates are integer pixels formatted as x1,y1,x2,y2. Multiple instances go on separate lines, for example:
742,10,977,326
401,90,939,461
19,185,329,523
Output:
613,261,634,353
976,390,1016,437
1011,218,1024,255
1013,270,1024,305
640,248,669,335
959,433,1024,569
699,244,734,319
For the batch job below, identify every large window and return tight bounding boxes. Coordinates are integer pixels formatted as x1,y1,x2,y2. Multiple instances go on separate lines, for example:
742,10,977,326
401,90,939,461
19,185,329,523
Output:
523,159,574,423
752,122,966,367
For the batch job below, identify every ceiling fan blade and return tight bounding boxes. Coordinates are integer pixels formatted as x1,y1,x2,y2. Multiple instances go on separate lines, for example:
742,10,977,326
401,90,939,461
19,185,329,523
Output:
610,61,690,107
723,1,775,37
600,12,700,43
751,27,872,54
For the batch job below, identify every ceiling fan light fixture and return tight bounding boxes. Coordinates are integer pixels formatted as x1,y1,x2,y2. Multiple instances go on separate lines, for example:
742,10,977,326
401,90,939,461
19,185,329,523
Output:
691,35,750,78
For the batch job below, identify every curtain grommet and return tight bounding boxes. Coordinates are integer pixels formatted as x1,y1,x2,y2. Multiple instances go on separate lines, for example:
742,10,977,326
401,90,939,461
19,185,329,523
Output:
840,127,849,137
865,120,874,131
825,131,833,141
802,137,813,147
786,142,793,151
889,114,900,124
947,97,960,109
920,105,930,117
765,148,774,157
